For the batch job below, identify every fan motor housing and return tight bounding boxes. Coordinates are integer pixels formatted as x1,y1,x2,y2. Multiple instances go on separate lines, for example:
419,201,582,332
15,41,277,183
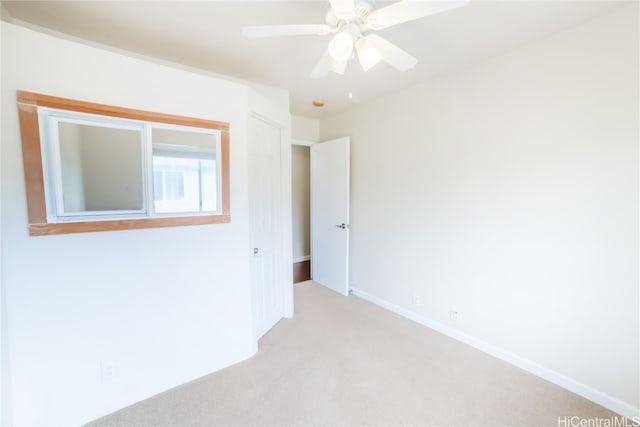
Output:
326,0,376,28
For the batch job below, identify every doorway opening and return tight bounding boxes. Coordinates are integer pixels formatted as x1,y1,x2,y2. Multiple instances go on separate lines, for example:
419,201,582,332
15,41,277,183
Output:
291,144,311,283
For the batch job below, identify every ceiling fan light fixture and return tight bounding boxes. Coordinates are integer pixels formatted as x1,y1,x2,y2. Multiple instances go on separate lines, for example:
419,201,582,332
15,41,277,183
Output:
330,57,348,75
355,37,382,71
243,0,471,79
328,30,354,62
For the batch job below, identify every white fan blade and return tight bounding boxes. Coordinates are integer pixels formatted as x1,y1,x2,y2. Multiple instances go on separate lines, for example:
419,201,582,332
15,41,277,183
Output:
310,52,331,79
310,51,348,79
355,37,382,71
365,34,417,71
242,24,331,38
367,0,469,30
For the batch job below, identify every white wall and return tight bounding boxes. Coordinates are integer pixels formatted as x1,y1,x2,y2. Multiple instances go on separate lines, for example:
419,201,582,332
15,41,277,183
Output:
320,4,639,417
291,115,320,142
0,21,281,425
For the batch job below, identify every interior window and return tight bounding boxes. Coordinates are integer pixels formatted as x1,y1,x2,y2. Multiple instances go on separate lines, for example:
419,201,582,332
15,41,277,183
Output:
17,91,230,235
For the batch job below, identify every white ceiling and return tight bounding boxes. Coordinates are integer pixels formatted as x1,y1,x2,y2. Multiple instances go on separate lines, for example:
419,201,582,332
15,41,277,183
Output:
0,1,626,118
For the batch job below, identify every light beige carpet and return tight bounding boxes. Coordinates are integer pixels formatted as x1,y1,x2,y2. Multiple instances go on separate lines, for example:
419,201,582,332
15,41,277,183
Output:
88,281,619,426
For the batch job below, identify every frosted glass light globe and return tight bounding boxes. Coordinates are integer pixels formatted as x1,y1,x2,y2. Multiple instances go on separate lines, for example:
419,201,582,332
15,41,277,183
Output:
328,30,354,62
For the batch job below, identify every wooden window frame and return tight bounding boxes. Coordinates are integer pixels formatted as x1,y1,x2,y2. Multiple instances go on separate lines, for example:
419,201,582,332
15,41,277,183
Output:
17,91,231,236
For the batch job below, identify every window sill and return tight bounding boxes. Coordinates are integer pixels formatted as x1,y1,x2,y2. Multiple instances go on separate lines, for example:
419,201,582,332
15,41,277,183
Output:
29,214,231,236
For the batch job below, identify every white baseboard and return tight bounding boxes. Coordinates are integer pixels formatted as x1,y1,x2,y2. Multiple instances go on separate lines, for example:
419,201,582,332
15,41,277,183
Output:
350,287,640,421
293,255,310,263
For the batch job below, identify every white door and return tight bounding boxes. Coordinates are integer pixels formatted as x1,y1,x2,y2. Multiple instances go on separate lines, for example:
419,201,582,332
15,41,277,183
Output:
311,137,350,296
249,115,284,339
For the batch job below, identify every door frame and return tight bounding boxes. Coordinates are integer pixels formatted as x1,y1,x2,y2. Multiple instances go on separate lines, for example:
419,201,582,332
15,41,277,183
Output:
248,91,293,342
291,138,315,147
291,138,315,275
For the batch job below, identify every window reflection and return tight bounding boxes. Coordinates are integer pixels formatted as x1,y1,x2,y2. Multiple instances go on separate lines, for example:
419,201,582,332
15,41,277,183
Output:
152,156,217,213
151,128,218,214
57,121,143,213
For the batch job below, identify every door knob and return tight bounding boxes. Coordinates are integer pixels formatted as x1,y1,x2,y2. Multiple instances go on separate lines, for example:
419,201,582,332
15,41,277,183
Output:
335,223,347,229
253,247,259,255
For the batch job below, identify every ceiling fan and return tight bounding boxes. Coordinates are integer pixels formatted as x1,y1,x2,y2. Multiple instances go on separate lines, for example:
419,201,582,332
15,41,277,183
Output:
242,0,469,78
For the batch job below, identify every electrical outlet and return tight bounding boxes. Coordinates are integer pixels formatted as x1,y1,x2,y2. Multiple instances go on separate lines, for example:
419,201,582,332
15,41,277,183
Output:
100,361,117,381
412,294,421,307
449,309,459,321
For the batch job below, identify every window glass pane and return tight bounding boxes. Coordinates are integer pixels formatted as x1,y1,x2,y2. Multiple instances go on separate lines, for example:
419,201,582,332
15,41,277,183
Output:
152,127,218,214
153,171,164,201
153,128,216,155
164,171,184,201
57,121,143,213
153,157,199,213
